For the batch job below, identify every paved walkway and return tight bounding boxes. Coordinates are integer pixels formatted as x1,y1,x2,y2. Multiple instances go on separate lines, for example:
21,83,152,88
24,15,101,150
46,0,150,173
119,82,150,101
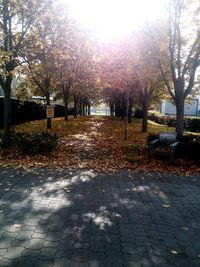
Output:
0,167,200,267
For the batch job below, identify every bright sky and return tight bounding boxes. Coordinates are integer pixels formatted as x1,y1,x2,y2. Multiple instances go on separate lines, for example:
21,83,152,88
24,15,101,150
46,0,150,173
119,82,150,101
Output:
65,0,164,41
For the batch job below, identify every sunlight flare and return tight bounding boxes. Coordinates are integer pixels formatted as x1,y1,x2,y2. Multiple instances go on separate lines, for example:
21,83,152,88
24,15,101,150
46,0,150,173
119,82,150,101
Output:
65,0,164,40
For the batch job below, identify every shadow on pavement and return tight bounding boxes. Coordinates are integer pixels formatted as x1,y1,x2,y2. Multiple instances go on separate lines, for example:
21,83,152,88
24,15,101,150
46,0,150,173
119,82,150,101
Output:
0,167,200,267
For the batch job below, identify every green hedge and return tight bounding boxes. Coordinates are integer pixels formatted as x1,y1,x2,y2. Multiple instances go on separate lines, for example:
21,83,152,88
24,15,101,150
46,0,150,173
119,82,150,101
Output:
10,132,58,154
148,111,200,133
0,98,74,129
185,118,200,133
178,135,200,164
133,108,144,118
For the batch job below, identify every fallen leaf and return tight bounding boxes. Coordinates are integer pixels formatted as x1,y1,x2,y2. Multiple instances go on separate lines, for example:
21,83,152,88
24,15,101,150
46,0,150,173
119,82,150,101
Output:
14,224,22,228
163,204,171,208
181,227,189,231
0,116,199,175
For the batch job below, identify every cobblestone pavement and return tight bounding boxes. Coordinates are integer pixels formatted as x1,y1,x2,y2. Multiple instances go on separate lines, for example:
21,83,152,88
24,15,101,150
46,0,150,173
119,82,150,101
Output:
0,167,200,266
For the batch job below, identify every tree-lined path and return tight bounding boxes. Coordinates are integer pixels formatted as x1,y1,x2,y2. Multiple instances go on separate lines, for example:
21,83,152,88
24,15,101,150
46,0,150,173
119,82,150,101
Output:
0,167,200,267
0,1,200,266
0,116,198,174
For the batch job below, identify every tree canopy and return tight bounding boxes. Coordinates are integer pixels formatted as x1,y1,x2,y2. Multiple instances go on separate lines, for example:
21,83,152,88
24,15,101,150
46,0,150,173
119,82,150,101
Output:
0,0,200,141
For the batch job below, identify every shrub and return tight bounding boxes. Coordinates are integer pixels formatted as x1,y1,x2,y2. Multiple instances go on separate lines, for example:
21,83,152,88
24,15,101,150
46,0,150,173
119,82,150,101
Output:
177,134,200,165
148,111,200,133
0,98,75,129
148,112,177,127
185,118,200,133
68,107,75,116
11,132,58,155
133,108,143,118
124,143,146,162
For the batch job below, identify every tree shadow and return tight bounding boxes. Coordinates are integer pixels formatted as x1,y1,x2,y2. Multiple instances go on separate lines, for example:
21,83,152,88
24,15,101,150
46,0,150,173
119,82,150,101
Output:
0,167,200,266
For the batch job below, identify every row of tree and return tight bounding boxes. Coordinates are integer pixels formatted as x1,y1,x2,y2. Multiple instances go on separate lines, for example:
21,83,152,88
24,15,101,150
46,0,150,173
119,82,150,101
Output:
99,0,200,137
0,0,200,143
0,0,100,142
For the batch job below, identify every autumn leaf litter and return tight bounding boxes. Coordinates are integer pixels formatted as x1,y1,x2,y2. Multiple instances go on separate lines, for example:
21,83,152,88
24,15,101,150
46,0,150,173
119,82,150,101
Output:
0,116,199,176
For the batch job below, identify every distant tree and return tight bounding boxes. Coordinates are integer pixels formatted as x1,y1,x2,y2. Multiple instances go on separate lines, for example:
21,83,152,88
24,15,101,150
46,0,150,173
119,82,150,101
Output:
23,3,59,129
0,0,47,142
70,37,98,118
138,76,164,133
135,37,165,132
53,11,98,120
14,75,36,101
53,10,78,121
99,41,139,139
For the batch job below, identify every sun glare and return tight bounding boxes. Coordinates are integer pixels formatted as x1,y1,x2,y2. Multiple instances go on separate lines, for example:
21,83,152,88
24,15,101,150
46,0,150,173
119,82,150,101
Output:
65,0,164,41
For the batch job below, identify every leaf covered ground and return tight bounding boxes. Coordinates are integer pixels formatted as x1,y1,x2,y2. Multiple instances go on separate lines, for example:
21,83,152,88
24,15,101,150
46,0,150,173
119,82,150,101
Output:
0,116,199,175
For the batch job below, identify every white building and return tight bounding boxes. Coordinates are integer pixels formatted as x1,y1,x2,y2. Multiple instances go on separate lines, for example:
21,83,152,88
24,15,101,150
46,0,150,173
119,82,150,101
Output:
161,97,200,117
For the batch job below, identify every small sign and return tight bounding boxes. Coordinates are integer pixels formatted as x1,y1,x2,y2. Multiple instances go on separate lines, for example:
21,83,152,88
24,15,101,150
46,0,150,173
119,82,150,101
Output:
46,105,54,118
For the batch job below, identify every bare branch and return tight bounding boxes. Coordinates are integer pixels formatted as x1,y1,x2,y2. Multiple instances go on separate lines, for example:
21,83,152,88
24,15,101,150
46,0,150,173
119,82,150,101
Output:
158,60,175,101
184,45,200,98
182,34,200,75
176,8,182,77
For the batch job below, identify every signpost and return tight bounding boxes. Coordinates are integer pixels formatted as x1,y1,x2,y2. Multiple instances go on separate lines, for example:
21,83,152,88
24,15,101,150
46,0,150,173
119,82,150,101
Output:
46,105,55,119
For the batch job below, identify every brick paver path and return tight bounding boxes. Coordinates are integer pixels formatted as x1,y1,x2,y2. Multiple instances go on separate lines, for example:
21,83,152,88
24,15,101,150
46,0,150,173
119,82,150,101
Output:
0,167,200,267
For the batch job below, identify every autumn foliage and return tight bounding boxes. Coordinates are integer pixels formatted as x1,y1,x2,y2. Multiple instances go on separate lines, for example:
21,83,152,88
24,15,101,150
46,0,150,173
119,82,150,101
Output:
0,116,199,175
0,0,200,176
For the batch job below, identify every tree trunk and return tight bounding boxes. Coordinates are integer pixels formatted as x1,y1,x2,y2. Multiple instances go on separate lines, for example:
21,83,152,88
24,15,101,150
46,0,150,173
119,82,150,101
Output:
142,101,148,132
83,104,85,116
110,103,114,117
79,99,82,116
121,95,126,120
115,101,119,117
88,104,91,115
46,95,51,129
74,95,78,118
2,80,12,144
124,93,129,140
175,96,185,138
47,118,51,129
64,96,68,121
128,99,133,123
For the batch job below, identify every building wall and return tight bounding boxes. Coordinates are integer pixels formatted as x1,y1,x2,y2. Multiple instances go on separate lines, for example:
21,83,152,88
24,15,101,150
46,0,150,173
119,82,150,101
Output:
161,99,199,116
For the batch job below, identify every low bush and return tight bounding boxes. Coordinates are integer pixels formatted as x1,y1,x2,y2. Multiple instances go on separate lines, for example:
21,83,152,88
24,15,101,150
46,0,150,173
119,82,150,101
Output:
133,108,143,118
124,143,146,162
178,134,200,165
185,118,200,133
148,111,200,133
11,132,58,155
0,98,75,129
148,112,177,127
